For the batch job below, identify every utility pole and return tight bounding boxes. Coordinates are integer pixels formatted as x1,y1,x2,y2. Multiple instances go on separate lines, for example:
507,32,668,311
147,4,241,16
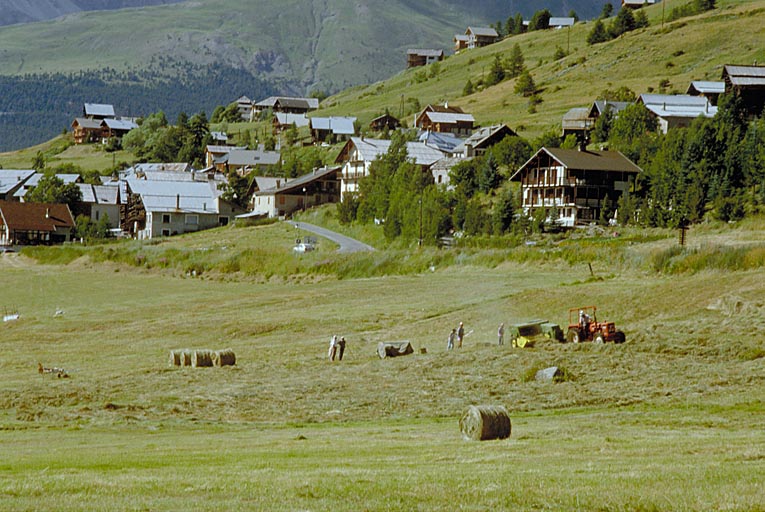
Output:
662,0,666,29
418,196,423,247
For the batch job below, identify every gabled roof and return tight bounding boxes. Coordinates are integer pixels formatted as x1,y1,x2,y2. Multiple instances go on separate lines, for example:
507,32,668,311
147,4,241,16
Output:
424,103,465,114
686,81,725,95
256,96,320,110
339,137,445,166
310,116,356,135
207,145,246,154
92,185,119,205
102,118,138,131
0,170,36,195
0,200,75,231
722,65,765,87
423,111,475,124
419,130,464,153
454,34,469,42
562,108,591,122
12,173,81,198
589,100,632,117
639,94,717,119
453,124,516,153
467,27,498,37
83,103,115,118
226,148,281,167
126,178,224,214
407,49,444,57
275,112,310,127
549,17,575,27
253,176,289,191
511,147,641,181
255,166,340,196
72,117,103,130
125,163,193,175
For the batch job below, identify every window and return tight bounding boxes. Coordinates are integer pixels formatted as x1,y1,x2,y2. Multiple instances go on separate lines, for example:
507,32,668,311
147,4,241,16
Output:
162,214,171,224
219,216,229,226
185,214,199,225
161,229,171,237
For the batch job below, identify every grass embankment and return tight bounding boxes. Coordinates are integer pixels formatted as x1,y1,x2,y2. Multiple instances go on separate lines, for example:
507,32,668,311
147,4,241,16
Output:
0,133,134,172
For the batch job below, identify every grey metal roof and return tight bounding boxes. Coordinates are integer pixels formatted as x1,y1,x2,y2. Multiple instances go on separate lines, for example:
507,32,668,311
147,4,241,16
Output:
424,112,475,124
0,170,35,194
84,103,115,118
126,177,224,214
125,163,193,175
310,116,356,135
549,17,575,27
453,125,515,153
73,117,103,130
686,81,725,95
454,34,469,42
254,176,288,191
591,101,632,117
640,94,717,119
419,131,464,153
275,113,310,127
346,137,445,166
93,185,119,205
255,166,340,196
407,49,444,57
256,96,320,109
512,148,642,181
102,118,138,131
723,65,765,87
467,27,498,37
75,183,96,203
226,148,281,167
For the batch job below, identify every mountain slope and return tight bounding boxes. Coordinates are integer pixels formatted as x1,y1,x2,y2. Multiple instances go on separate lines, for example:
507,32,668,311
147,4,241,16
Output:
319,0,765,140
0,0,184,26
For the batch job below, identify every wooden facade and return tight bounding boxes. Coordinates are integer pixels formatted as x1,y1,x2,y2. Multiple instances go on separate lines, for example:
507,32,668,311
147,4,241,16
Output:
511,148,641,227
723,65,765,119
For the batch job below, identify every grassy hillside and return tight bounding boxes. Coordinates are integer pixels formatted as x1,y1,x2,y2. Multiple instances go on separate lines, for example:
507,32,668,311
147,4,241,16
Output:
1,218,764,509
320,0,765,139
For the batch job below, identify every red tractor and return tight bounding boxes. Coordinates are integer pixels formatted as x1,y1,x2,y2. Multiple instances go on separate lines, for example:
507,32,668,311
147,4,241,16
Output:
566,306,625,344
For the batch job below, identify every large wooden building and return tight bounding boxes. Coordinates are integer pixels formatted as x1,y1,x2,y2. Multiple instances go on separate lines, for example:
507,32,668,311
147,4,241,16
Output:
510,148,641,227
722,64,765,118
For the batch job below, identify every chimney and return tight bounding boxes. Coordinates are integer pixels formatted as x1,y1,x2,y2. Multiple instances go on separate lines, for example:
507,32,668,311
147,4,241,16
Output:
176,194,180,209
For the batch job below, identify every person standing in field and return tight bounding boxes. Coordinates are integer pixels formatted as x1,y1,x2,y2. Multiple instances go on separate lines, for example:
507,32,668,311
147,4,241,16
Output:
498,323,505,346
337,336,347,361
328,335,338,361
457,322,465,348
447,328,457,350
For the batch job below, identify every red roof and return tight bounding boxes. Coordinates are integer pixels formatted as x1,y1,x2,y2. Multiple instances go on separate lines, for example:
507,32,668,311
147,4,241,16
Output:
0,201,75,232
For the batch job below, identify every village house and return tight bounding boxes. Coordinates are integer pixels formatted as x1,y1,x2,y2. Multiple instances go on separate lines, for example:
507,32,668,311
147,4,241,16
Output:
453,34,469,53
0,170,36,201
310,116,356,143
622,0,657,7
548,17,575,29
273,112,310,134
588,100,632,120
220,146,281,176
13,173,82,201
686,81,725,106
722,64,765,118
510,147,641,227
71,118,104,144
74,183,121,229
464,27,499,49
83,103,115,120
335,136,445,199
418,130,464,155
205,145,247,168
638,93,717,133
251,166,341,218
453,124,517,158
406,49,444,68
369,113,401,132
415,104,474,136
0,200,75,246
430,157,466,188
100,118,138,142
210,131,230,145
252,96,320,120
236,96,253,121
122,178,243,239
561,108,594,142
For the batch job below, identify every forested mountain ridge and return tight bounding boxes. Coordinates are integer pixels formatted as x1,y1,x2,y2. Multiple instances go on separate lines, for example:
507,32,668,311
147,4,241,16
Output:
0,0,184,26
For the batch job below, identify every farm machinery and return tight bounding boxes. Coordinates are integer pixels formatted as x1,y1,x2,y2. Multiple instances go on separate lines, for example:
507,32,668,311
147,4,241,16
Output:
566,306,625,344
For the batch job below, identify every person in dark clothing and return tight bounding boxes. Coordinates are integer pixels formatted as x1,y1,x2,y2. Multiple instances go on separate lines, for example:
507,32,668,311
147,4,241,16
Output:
337,336,347,360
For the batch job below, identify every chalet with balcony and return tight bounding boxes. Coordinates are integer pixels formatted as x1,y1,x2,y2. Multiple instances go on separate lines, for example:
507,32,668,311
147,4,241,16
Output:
453,34,469,53
722,64,765,118
335,137,445,200
407,49,444,68
72,118,104,144
369,113,401,132
464,27,499,49
510,147,641,227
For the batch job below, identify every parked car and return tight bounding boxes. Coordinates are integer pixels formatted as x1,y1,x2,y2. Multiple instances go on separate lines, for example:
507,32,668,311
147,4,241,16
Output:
293,242,315,253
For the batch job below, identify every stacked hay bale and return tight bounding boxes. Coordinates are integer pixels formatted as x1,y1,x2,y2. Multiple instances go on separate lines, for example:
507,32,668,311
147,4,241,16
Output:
212,349,236,367
459,405,511,441
377,341,414,359
169,349,235,367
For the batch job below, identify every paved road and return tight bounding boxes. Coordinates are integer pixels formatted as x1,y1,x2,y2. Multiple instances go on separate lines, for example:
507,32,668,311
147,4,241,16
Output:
288,221,375,254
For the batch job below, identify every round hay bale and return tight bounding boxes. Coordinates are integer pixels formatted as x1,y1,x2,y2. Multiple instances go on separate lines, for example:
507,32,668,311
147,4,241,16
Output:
213,349,236,367
180,350,192,366
169,350,182,366
459,405,511,441
192,349,214,368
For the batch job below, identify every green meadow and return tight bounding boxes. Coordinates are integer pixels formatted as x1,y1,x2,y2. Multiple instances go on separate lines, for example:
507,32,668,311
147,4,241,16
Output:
1,216,764,510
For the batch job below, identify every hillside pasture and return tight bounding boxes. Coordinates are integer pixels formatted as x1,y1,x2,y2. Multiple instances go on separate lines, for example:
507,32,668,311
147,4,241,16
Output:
1,219,764,510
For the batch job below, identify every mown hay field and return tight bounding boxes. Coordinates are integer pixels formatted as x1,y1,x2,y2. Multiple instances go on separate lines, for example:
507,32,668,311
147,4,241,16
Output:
1,225,764,510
